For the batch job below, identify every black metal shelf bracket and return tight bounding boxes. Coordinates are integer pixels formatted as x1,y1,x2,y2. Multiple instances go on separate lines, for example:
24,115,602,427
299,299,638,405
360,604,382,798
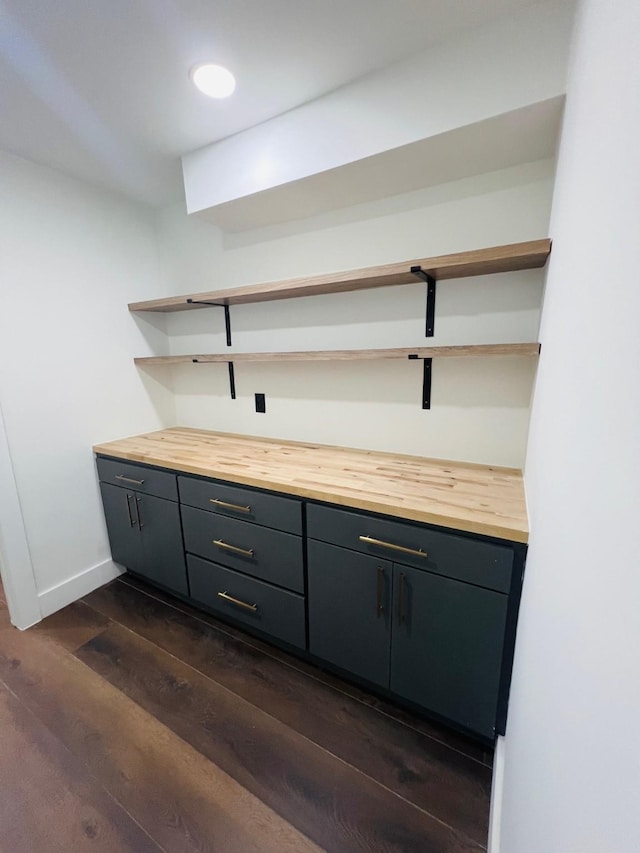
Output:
408,354,433,410
191,358,237,400
186,299,232,346
410,266,437,338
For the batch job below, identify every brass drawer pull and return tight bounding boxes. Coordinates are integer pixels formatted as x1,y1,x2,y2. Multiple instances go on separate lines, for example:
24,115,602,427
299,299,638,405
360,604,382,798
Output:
213,539,254,558
217,591,258,612
209,498,251,513
116,474,145,486
359,535,427,559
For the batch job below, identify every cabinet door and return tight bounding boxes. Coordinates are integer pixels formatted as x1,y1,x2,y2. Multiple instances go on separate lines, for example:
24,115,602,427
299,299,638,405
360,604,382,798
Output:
136,493,188,596
100,483,144,574
390,564,508,738
307,540,391,687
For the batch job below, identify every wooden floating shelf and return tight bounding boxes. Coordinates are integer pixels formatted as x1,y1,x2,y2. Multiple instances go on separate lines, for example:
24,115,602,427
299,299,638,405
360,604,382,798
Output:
128,239,551,313
134,343,541,366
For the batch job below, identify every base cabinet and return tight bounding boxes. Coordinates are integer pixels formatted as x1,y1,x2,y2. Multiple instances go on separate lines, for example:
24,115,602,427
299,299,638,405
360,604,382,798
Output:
99,481,187,596
96,455,524,741
308,538,508,738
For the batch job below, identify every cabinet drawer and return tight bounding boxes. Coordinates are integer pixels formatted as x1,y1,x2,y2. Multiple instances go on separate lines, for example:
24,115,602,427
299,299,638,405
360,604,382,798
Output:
307,504,513,593
182,505,304,593
179,475,302,534
187,555,306,649
96,457,178,502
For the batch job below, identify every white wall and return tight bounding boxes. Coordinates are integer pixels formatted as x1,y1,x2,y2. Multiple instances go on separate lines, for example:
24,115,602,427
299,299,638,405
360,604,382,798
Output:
0,152,175,623
0,398,40,628
155,160,554,467
494,0,640,850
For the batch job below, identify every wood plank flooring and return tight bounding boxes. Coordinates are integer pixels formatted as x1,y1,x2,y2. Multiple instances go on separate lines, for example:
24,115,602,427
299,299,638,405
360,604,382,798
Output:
0,575,493,852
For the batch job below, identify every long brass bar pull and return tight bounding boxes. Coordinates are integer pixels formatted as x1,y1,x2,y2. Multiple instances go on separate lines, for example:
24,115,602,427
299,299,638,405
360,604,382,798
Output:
116,475,145,486
209,498,251,514
376,568,384,618
125,494,136,527
213,539,254,558
359,535,427,559
398,572,405,625
217,591,258,612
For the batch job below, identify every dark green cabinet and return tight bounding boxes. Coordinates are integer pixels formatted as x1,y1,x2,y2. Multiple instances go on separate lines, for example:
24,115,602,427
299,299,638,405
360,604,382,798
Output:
307,530,511,738
96,455,524,740
99,482,187,596
390,565,508,739
308,540,392,687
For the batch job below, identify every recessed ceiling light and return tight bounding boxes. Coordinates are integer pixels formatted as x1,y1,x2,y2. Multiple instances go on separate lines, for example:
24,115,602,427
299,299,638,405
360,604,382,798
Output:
190,63,236,99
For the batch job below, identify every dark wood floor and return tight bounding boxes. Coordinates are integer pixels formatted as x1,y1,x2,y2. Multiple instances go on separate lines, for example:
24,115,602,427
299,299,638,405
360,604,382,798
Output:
0,574,493,852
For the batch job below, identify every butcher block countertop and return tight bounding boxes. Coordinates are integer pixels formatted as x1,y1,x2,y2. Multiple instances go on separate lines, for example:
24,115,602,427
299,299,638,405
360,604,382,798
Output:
93,427,529,543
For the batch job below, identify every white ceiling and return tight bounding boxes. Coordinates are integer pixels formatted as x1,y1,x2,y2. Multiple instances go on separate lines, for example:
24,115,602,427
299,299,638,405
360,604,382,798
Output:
0,0,549,207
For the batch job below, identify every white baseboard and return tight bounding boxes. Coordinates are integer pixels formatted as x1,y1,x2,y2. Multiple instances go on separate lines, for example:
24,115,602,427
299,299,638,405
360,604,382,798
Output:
37,559,123,619
487,735,506,853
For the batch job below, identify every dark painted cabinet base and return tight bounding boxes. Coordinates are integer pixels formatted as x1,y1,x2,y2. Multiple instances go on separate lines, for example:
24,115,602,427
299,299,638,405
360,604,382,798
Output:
100,482,187,596
308,537,510,739
97,455,526,742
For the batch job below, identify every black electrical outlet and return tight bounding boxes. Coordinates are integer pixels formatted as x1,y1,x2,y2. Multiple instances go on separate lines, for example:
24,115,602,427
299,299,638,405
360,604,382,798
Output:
255,393,266,413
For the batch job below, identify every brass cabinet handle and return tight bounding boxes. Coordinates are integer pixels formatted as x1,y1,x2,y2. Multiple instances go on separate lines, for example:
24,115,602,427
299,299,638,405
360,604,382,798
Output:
135,497,143,529
217,591,258,612
209,498,251,514
125,494,136,527
359,535,427,559
213,539,254,558
398,572,405,625
376,567,384,618
116,475,145,486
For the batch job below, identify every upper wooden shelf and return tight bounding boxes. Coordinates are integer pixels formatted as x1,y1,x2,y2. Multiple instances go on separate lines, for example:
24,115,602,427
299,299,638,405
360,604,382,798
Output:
134,343,540,366
128,239,551,313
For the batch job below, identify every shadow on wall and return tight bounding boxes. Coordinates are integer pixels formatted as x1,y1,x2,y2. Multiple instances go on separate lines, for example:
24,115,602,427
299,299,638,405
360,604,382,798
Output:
221,160,556,251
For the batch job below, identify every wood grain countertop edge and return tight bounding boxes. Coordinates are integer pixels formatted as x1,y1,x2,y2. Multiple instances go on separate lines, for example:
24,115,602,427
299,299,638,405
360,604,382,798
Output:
92,428,529,544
